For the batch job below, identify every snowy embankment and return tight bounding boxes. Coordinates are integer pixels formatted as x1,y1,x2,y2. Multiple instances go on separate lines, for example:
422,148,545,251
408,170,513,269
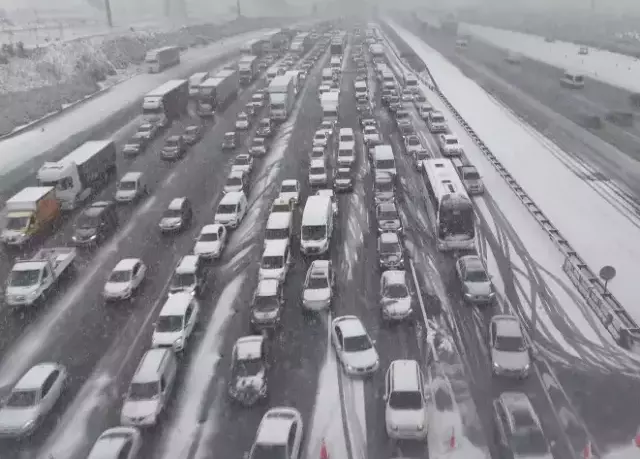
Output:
387,21,640,326
458,23,640,96
0,17,279,136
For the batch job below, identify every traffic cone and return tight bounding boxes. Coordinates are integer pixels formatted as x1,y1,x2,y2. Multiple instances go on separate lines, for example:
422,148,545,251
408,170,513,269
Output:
635,431,640,448
582,441,592,459
320,439,329,459
449,427,456,450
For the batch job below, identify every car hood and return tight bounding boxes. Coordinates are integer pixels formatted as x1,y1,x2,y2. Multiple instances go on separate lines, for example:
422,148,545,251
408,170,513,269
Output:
304,287,331,303
153,330,182,346
232,165,250,173
215,212,235,222
6,285,39,297
121,399,160,420
194,241,221,254
382,296,411,313
465,281,492,296
232,373,265,391
492,349,529,370
0,407,39,431
343,347,378,369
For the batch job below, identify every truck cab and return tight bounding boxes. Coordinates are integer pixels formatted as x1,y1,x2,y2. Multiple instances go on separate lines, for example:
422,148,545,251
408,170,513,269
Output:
1,187,60,247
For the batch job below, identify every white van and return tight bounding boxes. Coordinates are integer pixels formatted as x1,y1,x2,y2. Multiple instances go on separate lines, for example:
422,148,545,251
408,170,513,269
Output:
321,68,333,85
330,55,342,72
339,127,355,146
300,195,333,256
115,172,147,203
354,80,368,100
337,141,355,167
259,239,291,282
152,291,200,352
560,70,585,89
188,72,209,97
214,191,247,229
265,212,293,244
427,111,448,133
373,145,397,176
120,347,178,427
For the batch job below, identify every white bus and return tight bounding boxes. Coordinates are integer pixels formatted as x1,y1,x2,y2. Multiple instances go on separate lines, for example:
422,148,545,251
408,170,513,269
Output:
422,159,475,251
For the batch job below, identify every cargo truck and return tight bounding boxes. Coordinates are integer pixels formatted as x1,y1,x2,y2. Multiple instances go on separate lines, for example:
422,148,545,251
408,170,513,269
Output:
238,55,259,85
241,39,267,57
5,247,76,307
268,75,295,121
142,79,188,127
321,92,339,122
284,70,301,96
1,187,60,246
37,140,116,210
145,46,180,73
369,43,384,58
196,69,239,116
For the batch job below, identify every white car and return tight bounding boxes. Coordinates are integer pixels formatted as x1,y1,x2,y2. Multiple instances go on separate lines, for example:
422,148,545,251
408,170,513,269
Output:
103,258,146,301
319,120,335,138
380,270,412,321
310,146,326,160
302,260,334,311
224,170,247,194
152,292,200,352
401,89,413,102
235,112,250,130
194,224,227,259
384,360,428,440
331,315,379,376
87,427,142,459
250,137,267,156
490,315,531,378
315,189,338,216
308,159,328,186
0,363,67,437
313,130,329,148
232,153,254,174
404,135,423,156
248,407,304,459
363,125,380,145
337,143,355,167
318,84,330,97
438,134,463,156
279,179,301,205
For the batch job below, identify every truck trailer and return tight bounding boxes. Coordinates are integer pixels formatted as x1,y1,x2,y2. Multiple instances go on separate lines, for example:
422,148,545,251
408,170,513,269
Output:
369,43,384,57
196,69,239,116
145,46,180,73
241,39,267,57
1,187,60,246
37,140,117,210
268,75,295,121
320,91,339,121
238,55,259,85
284,70,301,96
142,79,189,127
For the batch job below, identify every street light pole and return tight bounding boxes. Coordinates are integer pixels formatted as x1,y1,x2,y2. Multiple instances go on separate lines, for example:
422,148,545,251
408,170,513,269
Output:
104,0,113,27
237,0,242,18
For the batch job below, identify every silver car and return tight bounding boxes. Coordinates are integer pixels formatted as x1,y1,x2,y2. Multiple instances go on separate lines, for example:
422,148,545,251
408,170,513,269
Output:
378,232,405,270
490,315,531,378
376,202,402,233
380,270,412,321
455,255,495,304
0,363,67,437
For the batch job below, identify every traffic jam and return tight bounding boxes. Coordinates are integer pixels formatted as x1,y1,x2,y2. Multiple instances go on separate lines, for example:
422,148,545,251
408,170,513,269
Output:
0,17,554,459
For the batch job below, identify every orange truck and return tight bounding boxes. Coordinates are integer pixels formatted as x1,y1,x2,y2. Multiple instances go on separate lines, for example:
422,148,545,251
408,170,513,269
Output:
1,186,60,246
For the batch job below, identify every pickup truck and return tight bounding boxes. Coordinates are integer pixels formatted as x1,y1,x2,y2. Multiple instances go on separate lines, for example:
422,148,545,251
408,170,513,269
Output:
5,248,76,307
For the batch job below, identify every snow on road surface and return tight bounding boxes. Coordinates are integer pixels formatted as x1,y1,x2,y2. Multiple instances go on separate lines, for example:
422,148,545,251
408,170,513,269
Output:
158,273,247,459
0,28,277,178
460,23,640,95
389,20,640,330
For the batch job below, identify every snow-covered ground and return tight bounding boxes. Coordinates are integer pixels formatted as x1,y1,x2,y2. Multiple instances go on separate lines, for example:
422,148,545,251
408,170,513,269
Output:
0,28,275,179
388,20,640,334
459,23,640,95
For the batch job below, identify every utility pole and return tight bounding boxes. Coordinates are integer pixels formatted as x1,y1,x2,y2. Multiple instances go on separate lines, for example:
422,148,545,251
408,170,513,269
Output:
104,0,113,27
237,0,242,18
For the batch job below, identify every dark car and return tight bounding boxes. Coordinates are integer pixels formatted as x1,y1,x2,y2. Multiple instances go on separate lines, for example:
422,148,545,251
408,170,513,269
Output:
161,135,187,160
122,133,148,156
183,125,203,145
222,131,238,150
158,197,193,233
333,167,353,192
71,201,117,246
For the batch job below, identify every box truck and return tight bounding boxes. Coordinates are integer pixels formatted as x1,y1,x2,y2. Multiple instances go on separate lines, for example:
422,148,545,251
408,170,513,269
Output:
321,92,339,122
284,70,301,96
238,55,259,85
196,69,239,116
268,75,295,121
1,187,60,246
145,46,180,73
142,79,188,127
37,140,117,210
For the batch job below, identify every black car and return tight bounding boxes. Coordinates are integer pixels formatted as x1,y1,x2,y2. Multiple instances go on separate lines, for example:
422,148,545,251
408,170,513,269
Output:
183,125,203,145
71,201,117,246
333,167,353,192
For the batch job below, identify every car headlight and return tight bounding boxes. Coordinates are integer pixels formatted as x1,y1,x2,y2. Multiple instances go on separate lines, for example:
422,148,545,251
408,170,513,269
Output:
493,361,500,369
27,291,39,299
22,420,35,430
345,363,355,372
417,423,424,430
173,337,184,348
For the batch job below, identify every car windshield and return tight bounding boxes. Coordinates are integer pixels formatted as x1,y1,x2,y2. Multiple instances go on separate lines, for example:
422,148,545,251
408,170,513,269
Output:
310,167,325,175
163,209,182,219
314,133,325,140
255,295,279,311
252,139,264,146
185,127,198,134
271,203,290,213
166,138,180,147
466,268,488,282
9,269,41,287
260,120,270,128
338,149,352,157
199,231,219,242
321,122,332,129
341,134,354,142
109,270,131,283
495,334,526,352
217,204,237,214
364,127,376,134
6,389,37,407
232,357,263,378
343,334,371,352
172,273,195,288
388,390,423,410
262,255,283,270
251,444,287,459
379,208,398,220
307,275,328,289
281,184,297,193
431,115,444,123
238,114,247,121
252,95,263,102
464,171,480,180
385,282,408,298
128,382,158,400
227,177,242,187
380,241,400,254
302,225,326,240
446,139,458,145
376,181,393,192
156,314,183,333
312,150,324,158
118,180,137,191
377,160,395,170
5,216,30,230
225,134,235,141
76,214,100,229
408,138,420,146
265,227,289,240
138,125,152,133
511,429,549,456
337,170,351,180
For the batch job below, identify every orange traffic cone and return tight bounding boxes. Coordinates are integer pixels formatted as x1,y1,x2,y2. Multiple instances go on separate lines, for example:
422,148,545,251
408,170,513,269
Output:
582,441,592,459
320,439,329,459
635,431,640,448
449,427,456,450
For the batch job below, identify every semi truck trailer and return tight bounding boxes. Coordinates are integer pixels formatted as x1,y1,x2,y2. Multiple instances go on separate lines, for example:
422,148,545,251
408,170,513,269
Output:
196,69,239,116
268,75,295,121
142,79,189,127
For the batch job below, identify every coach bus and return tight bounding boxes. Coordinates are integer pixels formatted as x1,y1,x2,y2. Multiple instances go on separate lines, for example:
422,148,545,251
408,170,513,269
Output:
422,158,475,251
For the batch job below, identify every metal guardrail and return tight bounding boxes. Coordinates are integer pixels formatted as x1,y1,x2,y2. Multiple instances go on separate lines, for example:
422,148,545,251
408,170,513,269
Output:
379,19,640,352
